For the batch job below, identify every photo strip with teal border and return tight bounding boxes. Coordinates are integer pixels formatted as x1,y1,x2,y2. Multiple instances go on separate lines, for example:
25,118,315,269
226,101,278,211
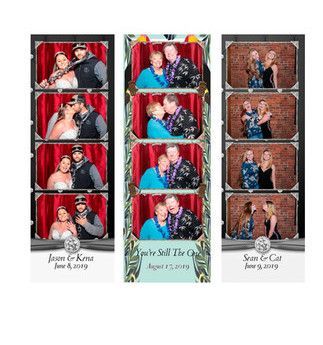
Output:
124,34,210,282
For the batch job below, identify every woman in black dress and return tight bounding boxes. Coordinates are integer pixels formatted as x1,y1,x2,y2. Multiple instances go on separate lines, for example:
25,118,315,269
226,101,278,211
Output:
258,149,276,189
262,201,281,239
263,50,278,88
257,100,272,139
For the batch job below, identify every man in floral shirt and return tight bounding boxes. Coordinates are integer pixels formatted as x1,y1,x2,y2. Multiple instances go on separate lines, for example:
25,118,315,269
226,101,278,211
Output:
165,194,202,240
163,93,199,139
163,42,201,88
166,144,200,189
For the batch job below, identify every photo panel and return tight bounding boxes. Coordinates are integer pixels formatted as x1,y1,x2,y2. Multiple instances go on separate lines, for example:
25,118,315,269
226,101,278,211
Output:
225,41,298,89
225,193,298,240
131,92,203,140
35,40,109,90
35,143,108,191
226,143,298,190
35,193,108,240
226,92,298,140
131,143,203,191
36,92,109,141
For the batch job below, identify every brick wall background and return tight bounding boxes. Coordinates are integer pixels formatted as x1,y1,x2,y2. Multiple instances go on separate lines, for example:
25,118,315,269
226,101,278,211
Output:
227,143,297,189
227,194,297,239
227,93,297,139
227,43,297,88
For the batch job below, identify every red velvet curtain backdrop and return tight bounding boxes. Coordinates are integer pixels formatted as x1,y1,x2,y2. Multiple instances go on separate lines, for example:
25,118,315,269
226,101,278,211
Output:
132,93,202,138
37,194,107,238
37,42,107,83
131,42,203,81
132,194,203,238
37,93,107,139
37,143,107,189
132,143,203,187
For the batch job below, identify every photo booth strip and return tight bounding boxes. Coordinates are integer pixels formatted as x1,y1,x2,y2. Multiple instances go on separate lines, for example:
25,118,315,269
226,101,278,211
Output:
124,34,211,282
31,35,115,250
221,35,305,250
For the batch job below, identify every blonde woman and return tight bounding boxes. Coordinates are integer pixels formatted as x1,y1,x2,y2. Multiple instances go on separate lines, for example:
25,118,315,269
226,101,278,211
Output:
241,149,259,189
263,50,278,88
258,149,276,189
136,51,169,88
246,49,264,88
39,51,78,89
262,201,281,239
257,100,272,138
230,201,256,240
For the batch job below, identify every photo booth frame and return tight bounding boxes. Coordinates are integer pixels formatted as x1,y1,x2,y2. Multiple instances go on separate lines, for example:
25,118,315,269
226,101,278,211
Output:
124,34,211,282
31,35,115,250
222,35,305,249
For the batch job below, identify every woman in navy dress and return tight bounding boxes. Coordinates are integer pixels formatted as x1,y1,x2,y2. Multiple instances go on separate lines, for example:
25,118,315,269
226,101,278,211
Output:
139,202,170,240
136,51,169,89
263,50,278,88
262,201,281,239
246,49,264,88
241,149,259,189
230,201,256,240
257,100,273,139
258,149,276,189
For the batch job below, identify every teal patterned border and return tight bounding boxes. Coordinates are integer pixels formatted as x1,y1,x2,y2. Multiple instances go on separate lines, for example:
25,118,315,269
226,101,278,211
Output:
124,34,211,282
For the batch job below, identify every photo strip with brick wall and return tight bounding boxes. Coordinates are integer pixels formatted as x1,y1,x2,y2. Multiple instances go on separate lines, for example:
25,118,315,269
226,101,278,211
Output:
31,35,114,282
222,35,304,282
124,34,210,282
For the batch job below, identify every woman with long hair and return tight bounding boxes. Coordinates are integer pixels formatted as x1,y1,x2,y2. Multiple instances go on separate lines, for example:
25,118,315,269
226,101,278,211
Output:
241,99,263,139
262,201,281,239
136,51,169,88
48,206,77,240
47,155,73,190
246,49,264,88
258,149,276,189
257,100,272,139
139,202,170,239
39,51,78,89
230,201,256,240
48,103,78,140
263,50,278,88
241,149,259,189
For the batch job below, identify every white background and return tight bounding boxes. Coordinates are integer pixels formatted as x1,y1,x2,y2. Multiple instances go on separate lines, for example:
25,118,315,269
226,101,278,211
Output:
0,1,321,344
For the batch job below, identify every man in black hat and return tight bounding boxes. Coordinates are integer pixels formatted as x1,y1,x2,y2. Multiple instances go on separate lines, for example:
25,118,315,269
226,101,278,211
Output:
68,95,107,139
71,43,107,88
72,194,104,239
70,145,104,189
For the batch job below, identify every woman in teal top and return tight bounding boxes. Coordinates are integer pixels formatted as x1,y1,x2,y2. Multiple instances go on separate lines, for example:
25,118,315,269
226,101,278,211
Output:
140,202,170,239
139,154,169,189
136,51,169,89
146,101,184,139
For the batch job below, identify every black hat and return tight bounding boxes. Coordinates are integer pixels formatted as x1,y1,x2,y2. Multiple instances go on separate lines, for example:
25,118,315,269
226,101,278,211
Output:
71,144,83,154
67,95,86,105
75,194,87,205
72,43,87,51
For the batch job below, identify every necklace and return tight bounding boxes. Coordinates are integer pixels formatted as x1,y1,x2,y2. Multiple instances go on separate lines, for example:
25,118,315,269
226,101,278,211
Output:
166,106,182,132
154,165,168,188
167,207,184,234
166,55,181,84
149,65,168,87
166,157,183,186
152,116,166,128
153,216,168,237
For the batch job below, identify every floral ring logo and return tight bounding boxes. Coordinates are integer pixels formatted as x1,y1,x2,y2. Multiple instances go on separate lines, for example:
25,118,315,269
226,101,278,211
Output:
64,237,81,254
254,236,271,254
